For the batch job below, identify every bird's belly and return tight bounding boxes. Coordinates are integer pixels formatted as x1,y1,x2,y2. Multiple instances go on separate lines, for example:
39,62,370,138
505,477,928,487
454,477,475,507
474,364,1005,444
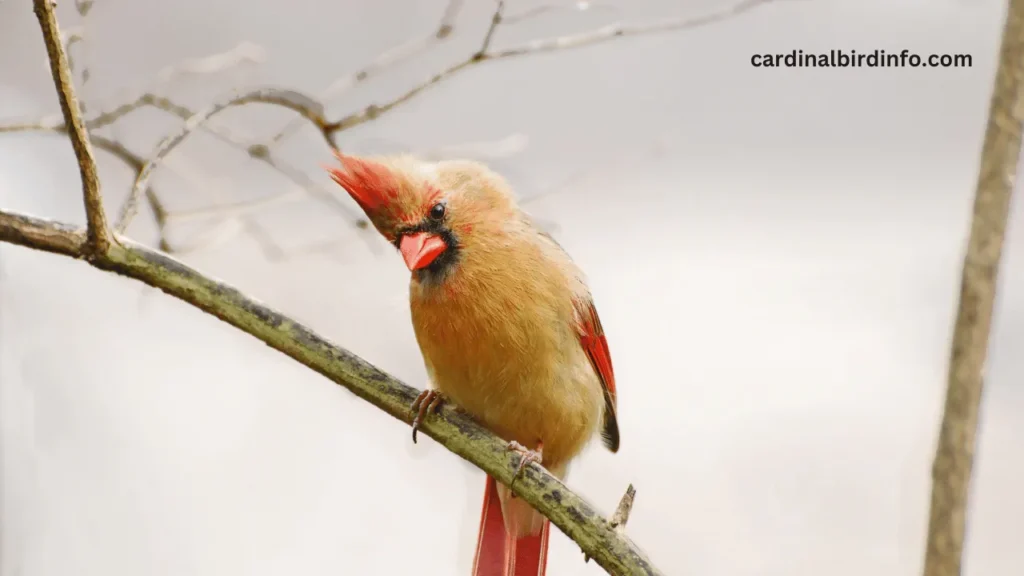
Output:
427,343,604,468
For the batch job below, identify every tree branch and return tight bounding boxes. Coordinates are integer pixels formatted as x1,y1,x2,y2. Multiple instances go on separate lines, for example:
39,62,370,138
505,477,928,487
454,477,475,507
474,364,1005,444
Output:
489,0,773,58
2,94,365,248
322,0,776,135
266,0,466,146
88,134,174,251
0,209,662,576
115,88,334,233
478,0,505,56
585,483,637,564
921,2,1024,576
32,0,111,255
87,93,364,227
4,0,777,256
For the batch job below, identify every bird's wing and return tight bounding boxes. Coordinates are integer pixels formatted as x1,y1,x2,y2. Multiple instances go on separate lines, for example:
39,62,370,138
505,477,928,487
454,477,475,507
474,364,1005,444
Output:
573,296,620,452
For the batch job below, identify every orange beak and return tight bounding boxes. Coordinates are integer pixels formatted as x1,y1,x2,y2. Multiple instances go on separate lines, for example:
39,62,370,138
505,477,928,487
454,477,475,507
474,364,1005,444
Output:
399,232,447,271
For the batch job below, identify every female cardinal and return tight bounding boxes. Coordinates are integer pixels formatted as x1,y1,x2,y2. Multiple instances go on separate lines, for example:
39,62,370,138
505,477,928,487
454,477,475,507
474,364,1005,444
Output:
325,151,619,576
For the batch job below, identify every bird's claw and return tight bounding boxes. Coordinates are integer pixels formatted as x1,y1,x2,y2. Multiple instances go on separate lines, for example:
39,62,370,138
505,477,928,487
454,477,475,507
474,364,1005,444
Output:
410,389,445,444
507,440,544,494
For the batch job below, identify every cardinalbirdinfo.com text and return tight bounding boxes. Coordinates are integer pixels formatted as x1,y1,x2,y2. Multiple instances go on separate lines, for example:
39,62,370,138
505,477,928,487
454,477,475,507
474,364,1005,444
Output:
751,49,973,68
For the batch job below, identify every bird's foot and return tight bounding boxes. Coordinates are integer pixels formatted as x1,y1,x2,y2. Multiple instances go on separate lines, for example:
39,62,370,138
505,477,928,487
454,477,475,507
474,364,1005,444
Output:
410,389,446,444
507,440,544,494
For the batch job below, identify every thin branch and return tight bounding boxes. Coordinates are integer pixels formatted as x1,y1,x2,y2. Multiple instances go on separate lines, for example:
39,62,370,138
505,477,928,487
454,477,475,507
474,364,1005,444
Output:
921,1,1024,576
88,93,196,131
490,0,774,58
106,93,368,242
116,87,333,233
0,117,65,133
478,0,505,56
82,93,364,225
610,484,636,531
32,0,110,255
585,484,637,564
0,209,663,576
324,58,475,134
103,94,364,226
87,134,173,251
266,0,466,146
3,0,776,267
9,0,778,151
1,96,363,247
323,0,776,136
6,0,776,251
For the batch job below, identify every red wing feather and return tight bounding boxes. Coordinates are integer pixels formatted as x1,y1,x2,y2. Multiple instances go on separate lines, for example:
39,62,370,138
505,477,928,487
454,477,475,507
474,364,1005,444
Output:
574,297,620,452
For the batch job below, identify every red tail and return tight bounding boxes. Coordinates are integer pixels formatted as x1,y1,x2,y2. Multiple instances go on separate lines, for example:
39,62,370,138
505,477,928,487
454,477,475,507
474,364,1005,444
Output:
472,475,550,576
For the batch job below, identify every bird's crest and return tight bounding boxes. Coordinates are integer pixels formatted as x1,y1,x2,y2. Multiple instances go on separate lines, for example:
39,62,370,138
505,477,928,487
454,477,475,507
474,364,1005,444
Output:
324,150,398,214
324,151,448,238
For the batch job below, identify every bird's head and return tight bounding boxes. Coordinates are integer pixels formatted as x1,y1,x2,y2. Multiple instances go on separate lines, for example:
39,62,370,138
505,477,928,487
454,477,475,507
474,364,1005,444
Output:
325,151,519,280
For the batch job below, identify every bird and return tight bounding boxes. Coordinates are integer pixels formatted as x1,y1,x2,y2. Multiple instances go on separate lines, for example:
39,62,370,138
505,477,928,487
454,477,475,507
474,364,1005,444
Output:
325,150,619,576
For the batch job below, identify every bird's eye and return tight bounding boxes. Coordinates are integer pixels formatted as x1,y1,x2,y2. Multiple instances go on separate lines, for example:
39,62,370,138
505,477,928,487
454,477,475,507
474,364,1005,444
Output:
429,202,446,221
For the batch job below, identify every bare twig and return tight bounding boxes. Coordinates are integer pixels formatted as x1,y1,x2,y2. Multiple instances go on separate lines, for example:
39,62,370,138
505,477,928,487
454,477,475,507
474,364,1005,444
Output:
584,484,637,564
116,87,333,233
266,0,466,146
324,58,475,134
0,117,65,133
32,0,110,255
82,93,363,226
491,0,774,58
610,484,637,531
88,134,173,251
111,92,367,243
478,1,505,56
10,0,777,155
88,93,196,131
0,209,662,576
921,2,1024,576
323,0,775,136
1,94,363,248
6,0,776,261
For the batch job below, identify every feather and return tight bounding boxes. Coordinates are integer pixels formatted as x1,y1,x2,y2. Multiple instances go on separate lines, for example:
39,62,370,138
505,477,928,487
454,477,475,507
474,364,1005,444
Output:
574,296,620,452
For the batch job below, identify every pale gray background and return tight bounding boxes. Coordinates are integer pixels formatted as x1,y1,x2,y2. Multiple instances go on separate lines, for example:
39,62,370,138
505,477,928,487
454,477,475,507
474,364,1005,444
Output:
0,0,1019,575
